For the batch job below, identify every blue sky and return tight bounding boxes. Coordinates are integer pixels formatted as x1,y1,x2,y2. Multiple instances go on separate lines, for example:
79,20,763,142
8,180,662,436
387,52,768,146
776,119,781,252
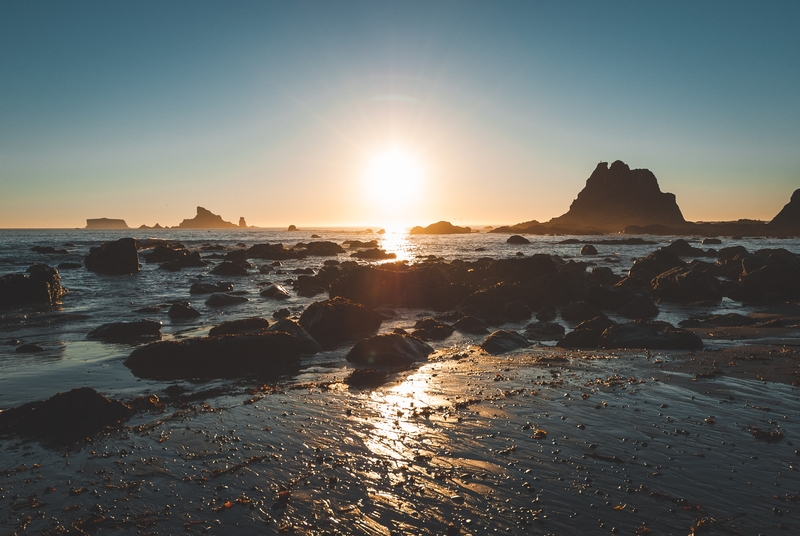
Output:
1,1,798,227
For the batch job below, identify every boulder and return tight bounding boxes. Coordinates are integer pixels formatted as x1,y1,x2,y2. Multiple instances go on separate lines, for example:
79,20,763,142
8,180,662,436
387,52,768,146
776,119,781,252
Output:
210,262,249,276
85,238,140,275
560,301,605,324
350,248,397,260
600,320,703,350
31,245,68,254
524,322,565,341
299,297,382,347
205,293,248,306
88,320,162,343
411,318,455,341
556,317,615,349
504,300,532,320
480,330,531,354
16,343,45,353
260,284,291,300
268,319,321,354
507,235,530,245
143,246,206,267
616,295,659,319
331,265,462,310
209,317,271,337
190,282,234,294
346,333,434,367
272,308,291,319
628,249,685,282
246,243,300,260
301,241,346,256
735,249,800,302
580,244,598,256
651,266,723,303
125,332,301,380
343,239,380,248
453,315,488,334
0,264,67,307
662,239,715,257
168,303,201,319
0,387,133,446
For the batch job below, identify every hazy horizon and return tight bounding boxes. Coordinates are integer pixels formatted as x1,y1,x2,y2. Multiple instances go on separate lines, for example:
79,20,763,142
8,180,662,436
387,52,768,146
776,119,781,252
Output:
2,1,799,229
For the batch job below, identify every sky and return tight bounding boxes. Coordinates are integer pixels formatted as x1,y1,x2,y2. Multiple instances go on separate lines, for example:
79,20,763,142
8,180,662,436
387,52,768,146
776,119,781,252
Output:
1,1,799,229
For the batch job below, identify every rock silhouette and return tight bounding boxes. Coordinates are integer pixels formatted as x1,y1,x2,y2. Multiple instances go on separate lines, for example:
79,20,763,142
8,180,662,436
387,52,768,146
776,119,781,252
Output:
177,207,239,229
85,218,128,229
0,264,67,307
770,188,800,228
85,238,140,275
409,221,472,234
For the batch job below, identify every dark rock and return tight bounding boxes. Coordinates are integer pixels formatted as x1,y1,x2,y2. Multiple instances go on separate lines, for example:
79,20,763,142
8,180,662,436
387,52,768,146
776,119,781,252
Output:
717,245,749,262
524,322,565,341
299,297,382,347
16,343,45,353
343,240,379,248
85,218,129,229
210,262,249,276
5,339,20,346
224,249,248,262
346,333,434,367
288,225,297,231
0,264,67,307
769,188,800,228
190,282,234,294
453,315,488,334
57,262,82,269
628,249,685,281
350,248,397,260
702,238,722,245
600,320,703,350
246,243,299,260
85,238,140,275
260,284,290,300
507,235,530,244
586,285,638,311
88,320,162,343
268,319,321,354
31,245,68,254
302,241,346,256
412,318,455,341
168,303,201,319
556,317,616,348
409,221,472,234
159,262,181,271
616,295,659,319
480,330,531,354
680,313,756,328
209,317,271,337
535,306,557,322
205,293,248,306
125,332,301,380
144,246,206,267
580,244,598,256
345,369,390,387
651,266,723,303
560,301,605,324
662,239,715,257
0,387,133,446
734,249,800,302
331,265,462,310
177,206,238,229
239,217,247,228
273,308,291,319
504,300,532,321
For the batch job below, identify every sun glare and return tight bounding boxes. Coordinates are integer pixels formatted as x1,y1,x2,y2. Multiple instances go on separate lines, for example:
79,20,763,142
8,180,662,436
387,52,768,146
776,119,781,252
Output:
364,148,423,211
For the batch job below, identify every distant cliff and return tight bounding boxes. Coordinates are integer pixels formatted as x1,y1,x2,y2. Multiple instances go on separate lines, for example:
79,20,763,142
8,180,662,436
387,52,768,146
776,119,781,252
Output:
493,160,687,234
177,207,239,229
769,189,800,228
86,218,129,230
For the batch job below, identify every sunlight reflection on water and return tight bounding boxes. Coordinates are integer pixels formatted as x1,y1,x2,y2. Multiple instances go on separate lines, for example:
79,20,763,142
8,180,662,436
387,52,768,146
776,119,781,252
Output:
378,228,415,263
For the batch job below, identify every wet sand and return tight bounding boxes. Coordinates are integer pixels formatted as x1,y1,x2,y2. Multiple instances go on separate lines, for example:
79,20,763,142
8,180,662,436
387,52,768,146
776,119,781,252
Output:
2,343,799,535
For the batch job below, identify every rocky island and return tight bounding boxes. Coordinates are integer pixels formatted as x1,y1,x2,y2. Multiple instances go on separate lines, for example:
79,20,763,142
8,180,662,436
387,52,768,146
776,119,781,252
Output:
177,207,240,229
409,221,472,234
85,218,129,230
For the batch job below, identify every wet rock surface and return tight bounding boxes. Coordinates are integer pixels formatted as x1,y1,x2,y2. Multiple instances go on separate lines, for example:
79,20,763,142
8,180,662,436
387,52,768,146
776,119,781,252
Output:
85,238,140,275
208,317,271,337
299,297,382,347
87,320,162,343
480,329,531,354
346,333,434,367
0,264,67,307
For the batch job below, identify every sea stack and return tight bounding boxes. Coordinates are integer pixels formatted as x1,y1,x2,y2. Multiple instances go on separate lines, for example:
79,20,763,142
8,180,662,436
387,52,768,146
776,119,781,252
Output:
547,161,686,233
86,218,129,229
239,217,247,228
769,189,800,229
177,207,238,229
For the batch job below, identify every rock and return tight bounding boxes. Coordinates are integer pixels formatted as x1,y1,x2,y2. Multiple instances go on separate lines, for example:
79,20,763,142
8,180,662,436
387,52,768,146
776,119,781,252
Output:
168,303,201,319
343,240,379,248
628,249,685,282
273,308,291,319
124,332,301,380
616,295,659,319
734,249,800,302
0,387,133,445
556,317,616,348
5,339,20,346
260,284,290,300
57,262,82,269
580,245,598,256
177,206,238,229
769,188,800,228
535,306,557,322
412,318,455,341
299,297,382,347
85,238,140,275
702,238,722,245
288,225,297,231
680,313,756,328
205,293,248,306
190,282,234,294
239,217,247,228
409,221,472,234
662,239,715,257
651,265,723,303
0,264,67,307
331,265,462,310
265,319,320,354
209,317,271,336
85,218,129,229
344,369,391,387
480,330,531,354
504,300,532,321
210,262,249,276
350,248,397,260
31,245,68,254
246,243,300,260
16,343,45,353
88,320,162,343
560,301,605,324
346,333,433,367
600,320,703,350
507,235,530,244
453,315,488,334
301,241,345,256
143,246,206,267
524,322,565,341
589,266,622,286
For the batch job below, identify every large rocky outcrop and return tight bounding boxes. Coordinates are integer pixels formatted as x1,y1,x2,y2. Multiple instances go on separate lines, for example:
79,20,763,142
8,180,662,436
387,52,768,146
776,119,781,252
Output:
547,161,686,232
769,189,800,228
177,207,239,229
409,221,472,234
86,218,129,229
0,264,67,307
84,238,140,275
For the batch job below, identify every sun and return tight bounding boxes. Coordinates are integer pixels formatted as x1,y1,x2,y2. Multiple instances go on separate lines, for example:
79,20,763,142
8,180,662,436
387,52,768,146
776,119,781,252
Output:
364,148,423,210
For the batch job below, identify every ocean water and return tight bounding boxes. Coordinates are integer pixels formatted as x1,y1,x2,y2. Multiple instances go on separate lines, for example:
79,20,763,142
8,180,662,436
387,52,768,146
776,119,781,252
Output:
0,228,797,408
